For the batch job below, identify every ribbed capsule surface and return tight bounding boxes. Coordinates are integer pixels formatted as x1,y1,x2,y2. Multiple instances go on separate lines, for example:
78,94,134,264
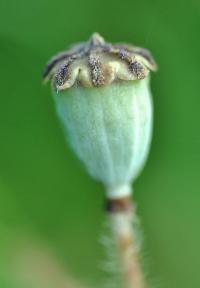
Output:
54,77,152,197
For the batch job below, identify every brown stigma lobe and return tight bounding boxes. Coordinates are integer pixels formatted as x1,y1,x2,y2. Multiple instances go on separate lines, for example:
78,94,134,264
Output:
55,57,75,87
43,33,157,90
129,61,146,79
88,54,105,86
43,52,70,80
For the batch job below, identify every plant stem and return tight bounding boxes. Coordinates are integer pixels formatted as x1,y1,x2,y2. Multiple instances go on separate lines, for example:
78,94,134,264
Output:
106,197,145,288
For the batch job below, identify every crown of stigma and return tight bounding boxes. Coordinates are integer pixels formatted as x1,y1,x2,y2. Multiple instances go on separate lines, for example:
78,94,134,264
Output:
43,33,157,90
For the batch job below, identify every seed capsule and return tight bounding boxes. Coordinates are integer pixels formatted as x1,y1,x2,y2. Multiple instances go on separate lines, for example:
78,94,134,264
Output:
43,33,157,199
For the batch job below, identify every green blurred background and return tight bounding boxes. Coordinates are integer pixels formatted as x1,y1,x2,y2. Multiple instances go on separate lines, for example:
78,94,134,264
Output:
0,0,200,287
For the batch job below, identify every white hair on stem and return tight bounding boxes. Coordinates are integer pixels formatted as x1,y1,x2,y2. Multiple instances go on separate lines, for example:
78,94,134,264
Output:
99,203,145,288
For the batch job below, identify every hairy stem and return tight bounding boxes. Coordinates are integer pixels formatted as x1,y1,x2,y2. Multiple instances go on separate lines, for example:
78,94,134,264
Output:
105,198,145,288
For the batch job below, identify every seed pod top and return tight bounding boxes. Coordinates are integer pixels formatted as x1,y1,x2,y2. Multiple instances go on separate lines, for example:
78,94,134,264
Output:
43,33,157,90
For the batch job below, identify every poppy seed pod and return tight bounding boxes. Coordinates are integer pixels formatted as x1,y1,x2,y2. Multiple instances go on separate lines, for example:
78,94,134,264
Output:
43,33,157,200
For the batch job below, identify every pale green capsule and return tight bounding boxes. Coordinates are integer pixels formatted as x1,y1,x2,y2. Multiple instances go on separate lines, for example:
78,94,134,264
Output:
43,33,157,199
54,78,152,198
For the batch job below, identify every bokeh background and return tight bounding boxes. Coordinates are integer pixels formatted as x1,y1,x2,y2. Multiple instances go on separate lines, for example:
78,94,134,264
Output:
0,0,200,287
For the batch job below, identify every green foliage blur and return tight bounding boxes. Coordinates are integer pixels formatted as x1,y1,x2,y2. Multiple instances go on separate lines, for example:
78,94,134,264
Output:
0,0,200,287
